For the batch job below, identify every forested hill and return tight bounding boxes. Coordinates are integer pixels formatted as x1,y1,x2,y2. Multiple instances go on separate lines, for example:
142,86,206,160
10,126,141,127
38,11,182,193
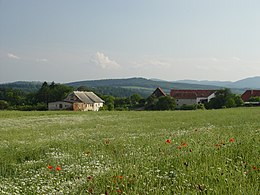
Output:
0,77,232,97
0,81,42,92
66,77,223,96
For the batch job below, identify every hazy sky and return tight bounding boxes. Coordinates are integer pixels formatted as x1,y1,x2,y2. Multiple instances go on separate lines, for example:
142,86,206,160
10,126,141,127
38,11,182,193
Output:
1,0,260,83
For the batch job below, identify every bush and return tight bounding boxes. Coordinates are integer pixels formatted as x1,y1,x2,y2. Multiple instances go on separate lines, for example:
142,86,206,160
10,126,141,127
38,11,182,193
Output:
180,104,197,110
15,103,47,111
196,103,205,110
0,100,9,110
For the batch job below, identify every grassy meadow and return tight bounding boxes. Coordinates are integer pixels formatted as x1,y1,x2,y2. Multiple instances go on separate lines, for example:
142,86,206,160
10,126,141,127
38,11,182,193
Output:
0,108,260,194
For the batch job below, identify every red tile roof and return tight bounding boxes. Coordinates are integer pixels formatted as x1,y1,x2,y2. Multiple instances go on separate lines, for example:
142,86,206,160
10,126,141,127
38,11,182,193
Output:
152,87,167,97
171,92,197,99
241,90,260,102
170,90,216,99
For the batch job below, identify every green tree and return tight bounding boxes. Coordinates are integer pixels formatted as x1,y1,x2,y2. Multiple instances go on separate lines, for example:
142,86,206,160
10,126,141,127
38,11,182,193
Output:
225,97,236,108
36,82,50,105
145,95,158,110
102,95,115,111
36,82,73,105
0,100,9,110
248,96,260,102
207,88,239,109
129,94,142,106
233,95,244,107
114,97,129,110
155,96,176,110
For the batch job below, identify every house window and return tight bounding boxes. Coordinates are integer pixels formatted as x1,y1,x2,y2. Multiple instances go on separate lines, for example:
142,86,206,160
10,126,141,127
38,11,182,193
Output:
59,104,62,109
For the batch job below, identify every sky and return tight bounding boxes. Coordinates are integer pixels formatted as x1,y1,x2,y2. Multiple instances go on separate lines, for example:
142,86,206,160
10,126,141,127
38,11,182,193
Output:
1,0,260,83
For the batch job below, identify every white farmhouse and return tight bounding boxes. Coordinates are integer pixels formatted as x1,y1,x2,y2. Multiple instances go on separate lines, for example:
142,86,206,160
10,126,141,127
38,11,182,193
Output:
48,91,104,111
170,89,216,108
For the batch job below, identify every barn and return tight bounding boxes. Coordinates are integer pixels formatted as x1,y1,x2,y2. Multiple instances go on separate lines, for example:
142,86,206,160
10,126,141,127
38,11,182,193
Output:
48,91,104,111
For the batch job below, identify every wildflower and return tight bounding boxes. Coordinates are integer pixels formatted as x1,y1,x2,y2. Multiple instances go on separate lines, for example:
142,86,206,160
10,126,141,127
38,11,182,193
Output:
119,175,123,179
182,143,187,147
166,139,171,144
84,151,91,156
178,146,182,150
117,189,121,193
47,165,53,170
56,166,62,171
87,175,93,180
229,138,235,143
215,144,221,149
104,139,110,145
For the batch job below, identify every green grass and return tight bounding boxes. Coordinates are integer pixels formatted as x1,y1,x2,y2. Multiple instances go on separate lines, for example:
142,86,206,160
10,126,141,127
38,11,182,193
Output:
0,108,260,194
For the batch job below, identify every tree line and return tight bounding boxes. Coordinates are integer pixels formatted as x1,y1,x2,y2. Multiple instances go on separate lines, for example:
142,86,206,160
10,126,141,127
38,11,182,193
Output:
0,82,147,111
0,82,247,111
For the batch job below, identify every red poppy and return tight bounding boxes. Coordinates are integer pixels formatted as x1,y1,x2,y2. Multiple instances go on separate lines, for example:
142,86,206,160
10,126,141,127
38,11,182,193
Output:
229,138,235,143
178,146,182,150
166,139,171,144
119,175,123,179
48,165,53,170
117,189,121,193
56,166,61,171
182,143,187,147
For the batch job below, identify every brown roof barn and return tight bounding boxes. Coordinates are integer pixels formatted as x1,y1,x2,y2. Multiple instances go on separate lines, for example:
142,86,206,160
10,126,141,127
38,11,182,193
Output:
48,91,104,111
170,89,216,108
241,90,260,102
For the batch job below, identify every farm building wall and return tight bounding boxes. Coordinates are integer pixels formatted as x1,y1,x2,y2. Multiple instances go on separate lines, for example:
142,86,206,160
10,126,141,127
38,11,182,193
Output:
48,101,73,110
176,99,197,108
93,102,104,111
73,103,93,111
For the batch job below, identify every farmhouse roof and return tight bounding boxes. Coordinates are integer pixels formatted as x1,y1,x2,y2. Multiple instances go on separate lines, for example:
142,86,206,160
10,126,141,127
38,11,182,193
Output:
241,90,260,102
171,92,197,99
152,87,167,97
70,91,104,103
170,89,216,99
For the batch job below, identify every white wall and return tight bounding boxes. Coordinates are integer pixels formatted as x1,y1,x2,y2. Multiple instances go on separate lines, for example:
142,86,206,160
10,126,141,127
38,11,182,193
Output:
93,103,104,111
176,99,197,108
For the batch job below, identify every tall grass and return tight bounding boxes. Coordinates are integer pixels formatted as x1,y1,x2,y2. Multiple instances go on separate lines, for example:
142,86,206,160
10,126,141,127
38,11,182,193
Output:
0,108,259,194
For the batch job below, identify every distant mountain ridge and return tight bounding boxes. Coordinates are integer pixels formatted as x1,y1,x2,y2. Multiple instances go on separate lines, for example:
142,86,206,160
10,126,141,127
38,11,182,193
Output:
66,77,223,97
176,76,260,89
1,76,259,97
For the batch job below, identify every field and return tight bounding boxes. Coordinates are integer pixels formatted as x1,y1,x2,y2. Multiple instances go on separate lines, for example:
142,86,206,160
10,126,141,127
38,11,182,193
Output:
0,108,260,194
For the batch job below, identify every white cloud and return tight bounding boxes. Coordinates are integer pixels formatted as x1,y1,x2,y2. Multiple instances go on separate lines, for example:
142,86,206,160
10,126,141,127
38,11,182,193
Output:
36,58,48,62
7,53,20,60
91,52,120,69
232,57,241,62
131,57,171,68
